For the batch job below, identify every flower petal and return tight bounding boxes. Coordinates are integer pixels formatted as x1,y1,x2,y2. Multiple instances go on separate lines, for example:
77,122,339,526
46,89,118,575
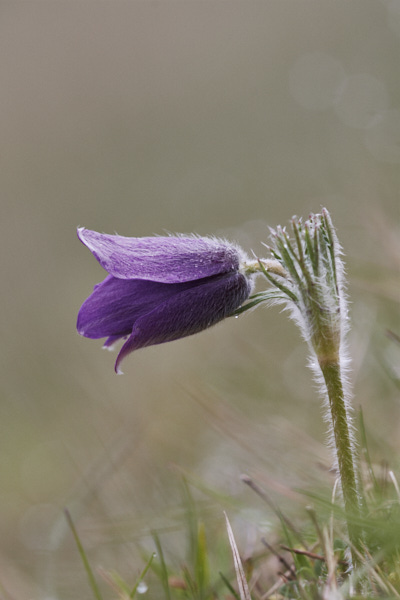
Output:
103,335,125,350
114,272,252,373
77,228,241,283
77,274,201,339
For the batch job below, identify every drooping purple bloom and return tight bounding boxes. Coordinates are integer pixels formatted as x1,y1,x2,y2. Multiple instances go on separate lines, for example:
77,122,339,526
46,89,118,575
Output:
77,229,254,373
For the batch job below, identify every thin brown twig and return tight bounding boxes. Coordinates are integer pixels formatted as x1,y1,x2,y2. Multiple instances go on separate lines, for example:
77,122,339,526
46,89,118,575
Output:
241,474,308,549
261,539,296,580
260,570,294,600
280,544,348,566
386,329,400,344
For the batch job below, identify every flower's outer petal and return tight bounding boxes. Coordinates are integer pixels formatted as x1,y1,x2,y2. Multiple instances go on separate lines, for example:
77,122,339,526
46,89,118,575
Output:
114,272,252,373
77,228,241,283
77,274,200,339
103,335,125,350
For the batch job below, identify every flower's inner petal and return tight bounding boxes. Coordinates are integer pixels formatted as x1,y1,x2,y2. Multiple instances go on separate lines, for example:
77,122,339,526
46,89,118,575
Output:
77,228,241,283
114,272,251,373
77,274,217,340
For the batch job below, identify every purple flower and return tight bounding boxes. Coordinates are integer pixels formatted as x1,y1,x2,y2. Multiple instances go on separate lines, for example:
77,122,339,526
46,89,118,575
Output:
77,229,254,373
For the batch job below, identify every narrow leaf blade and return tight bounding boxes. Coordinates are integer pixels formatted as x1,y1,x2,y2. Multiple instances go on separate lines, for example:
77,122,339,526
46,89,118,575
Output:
224,512,251,600
64,508,104,600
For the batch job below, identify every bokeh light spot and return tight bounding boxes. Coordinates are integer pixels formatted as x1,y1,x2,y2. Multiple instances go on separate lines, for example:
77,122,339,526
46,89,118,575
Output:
19,503,59,551
334,74,389,129
387,0,400,37
288,52,346,110
365,109,400,163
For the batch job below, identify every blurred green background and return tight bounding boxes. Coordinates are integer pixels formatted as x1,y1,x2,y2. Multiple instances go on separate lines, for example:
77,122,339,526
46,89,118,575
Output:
1,1,399,597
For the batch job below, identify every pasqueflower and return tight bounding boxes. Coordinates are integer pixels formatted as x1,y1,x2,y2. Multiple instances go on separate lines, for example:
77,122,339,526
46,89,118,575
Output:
77,229,254,373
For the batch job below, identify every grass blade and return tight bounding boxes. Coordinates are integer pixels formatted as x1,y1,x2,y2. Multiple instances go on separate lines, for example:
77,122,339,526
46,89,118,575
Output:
195,522,209,598
64,508,103,600
130,552,156,599
224,512,251,600
219,571,241,600
152,532,171,600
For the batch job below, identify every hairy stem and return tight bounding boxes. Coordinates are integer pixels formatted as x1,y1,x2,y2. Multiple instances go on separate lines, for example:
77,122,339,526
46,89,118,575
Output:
255,210,365,567
320,360,362,565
